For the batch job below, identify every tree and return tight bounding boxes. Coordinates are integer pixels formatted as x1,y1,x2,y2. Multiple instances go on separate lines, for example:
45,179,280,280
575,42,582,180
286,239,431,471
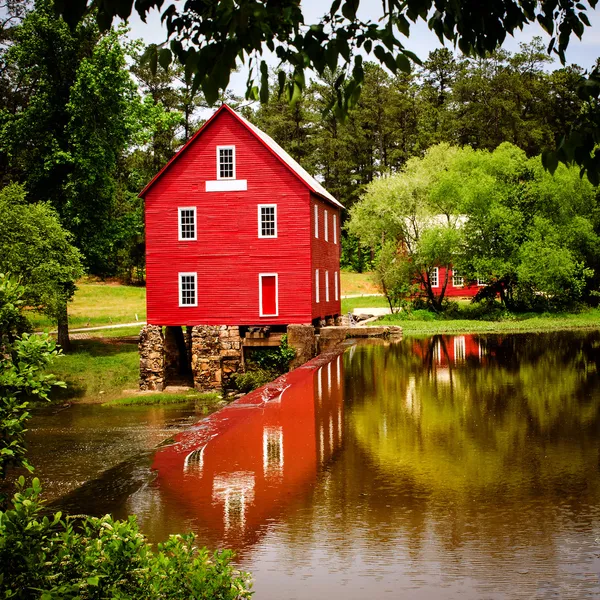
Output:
0,184,83,349
54,0,600,181
347,144,465,311
426,143,599,308
0,1,140,275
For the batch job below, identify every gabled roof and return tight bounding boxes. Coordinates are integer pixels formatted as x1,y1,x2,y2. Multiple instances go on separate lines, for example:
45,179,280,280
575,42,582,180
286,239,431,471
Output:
139,104,344,210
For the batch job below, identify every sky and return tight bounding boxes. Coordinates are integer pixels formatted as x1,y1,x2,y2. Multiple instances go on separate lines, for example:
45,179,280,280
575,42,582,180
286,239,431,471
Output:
126,0,600,96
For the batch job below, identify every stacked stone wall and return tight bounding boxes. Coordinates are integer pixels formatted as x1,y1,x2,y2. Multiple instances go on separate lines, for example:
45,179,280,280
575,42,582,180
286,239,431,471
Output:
139,325,165,391
190,325,243,392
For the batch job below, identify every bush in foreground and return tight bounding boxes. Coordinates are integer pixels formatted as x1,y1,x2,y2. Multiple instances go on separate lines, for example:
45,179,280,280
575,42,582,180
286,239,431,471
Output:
0,478,252,599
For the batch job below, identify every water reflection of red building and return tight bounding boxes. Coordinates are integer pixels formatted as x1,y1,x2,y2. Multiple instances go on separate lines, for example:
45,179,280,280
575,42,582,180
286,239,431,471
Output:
411,334,486,367
151,353,345,547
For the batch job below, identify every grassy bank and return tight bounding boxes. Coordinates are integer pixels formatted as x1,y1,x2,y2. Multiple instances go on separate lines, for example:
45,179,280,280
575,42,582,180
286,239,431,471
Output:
341,295,388,313
29,282,146,330
340,271,380,295
47,337,140,403
376,307,600,334
103,391,220,408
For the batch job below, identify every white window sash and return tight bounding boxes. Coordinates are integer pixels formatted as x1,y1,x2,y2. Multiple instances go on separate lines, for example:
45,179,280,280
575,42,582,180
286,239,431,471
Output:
178,272,198,307
315,269,320,303
431,267,439,288
325,271,329,301
257,204,277,238
178,207,197,241
333,214,337,244
314,205,319,238
216,145,236,180
324,210,329,242
334,271,339,301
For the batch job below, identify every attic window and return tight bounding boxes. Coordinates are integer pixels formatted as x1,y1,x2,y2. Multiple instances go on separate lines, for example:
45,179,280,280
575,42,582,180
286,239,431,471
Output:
217,146,235,179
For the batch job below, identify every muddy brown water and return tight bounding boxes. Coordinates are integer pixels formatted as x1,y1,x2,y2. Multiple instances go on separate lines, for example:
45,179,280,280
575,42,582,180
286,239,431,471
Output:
22,331,600,599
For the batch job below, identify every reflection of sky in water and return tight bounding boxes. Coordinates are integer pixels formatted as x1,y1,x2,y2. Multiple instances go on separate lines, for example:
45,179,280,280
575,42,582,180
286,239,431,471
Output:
42,332,600,599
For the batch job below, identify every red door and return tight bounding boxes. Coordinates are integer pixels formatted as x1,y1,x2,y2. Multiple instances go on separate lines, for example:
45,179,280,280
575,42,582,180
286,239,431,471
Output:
260,274,277,316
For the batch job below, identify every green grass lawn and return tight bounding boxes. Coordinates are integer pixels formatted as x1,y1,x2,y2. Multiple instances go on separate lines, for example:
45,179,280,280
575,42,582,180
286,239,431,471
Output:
376,307,600,334
103,391,221,407
29,282,146,330
340,271,380,296
47,337,140,403
341,295,389,313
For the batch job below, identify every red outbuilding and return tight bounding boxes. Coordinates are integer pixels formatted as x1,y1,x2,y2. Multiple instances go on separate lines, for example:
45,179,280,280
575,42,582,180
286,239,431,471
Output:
140,104,343,327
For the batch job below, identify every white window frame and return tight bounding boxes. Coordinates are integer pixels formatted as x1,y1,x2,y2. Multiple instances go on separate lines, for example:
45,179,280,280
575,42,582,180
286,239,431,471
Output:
178,207,197,241
178,272,198,307
325,271,329,302
257,204,278,238
452,270,464,287
477,278,487,287
333,214,337,244
258,273,279,317
314,204,319,238
334,271,339,301
216,145,236,180
430,267,439,288
324,210,329,242
315,269,320,303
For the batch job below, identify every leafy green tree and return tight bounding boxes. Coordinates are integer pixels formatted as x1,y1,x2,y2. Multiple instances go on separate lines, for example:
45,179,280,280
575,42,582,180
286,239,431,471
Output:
54,0,600,181
433,143,598,308
0,1,140,275
348,144,465,310
0,184,83,349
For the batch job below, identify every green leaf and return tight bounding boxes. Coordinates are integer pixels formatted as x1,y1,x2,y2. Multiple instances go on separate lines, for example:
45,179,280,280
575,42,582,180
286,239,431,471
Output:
541,150,559,174
260,60,269,103
341,0,358,21
396,52,411,73
158,48,172,71
87,576,100,586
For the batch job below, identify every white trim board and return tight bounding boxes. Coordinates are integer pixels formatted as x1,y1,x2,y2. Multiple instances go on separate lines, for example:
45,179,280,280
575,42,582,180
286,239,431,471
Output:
206,179,247,192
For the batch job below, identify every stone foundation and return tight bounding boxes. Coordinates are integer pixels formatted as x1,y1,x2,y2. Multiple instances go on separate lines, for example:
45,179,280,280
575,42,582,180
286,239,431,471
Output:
287,325,317,370
139,325,166,391
191,325,243,392
140,319,400,393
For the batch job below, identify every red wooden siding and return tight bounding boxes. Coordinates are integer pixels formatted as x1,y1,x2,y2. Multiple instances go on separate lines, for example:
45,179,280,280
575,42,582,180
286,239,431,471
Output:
426,266,481,298
144,107,344,326
311,194,342,319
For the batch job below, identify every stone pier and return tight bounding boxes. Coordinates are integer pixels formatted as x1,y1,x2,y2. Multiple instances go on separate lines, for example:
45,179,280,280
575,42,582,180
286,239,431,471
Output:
139,325,166,391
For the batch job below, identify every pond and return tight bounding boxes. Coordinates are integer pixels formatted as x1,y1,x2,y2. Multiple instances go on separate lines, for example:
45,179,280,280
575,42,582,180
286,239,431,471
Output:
34,331,600,599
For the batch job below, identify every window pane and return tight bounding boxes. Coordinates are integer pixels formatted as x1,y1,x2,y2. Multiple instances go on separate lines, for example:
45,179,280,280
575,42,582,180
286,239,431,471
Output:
180,274,196,305
452,271,464,287
180,209,195,239
219,147,234,179
260,205,276,237
430,268,438,287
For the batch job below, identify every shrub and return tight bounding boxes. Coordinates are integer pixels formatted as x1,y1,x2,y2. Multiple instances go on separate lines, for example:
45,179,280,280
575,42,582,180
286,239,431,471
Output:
232,369,275,393
249,334,295,372
0,478,252,599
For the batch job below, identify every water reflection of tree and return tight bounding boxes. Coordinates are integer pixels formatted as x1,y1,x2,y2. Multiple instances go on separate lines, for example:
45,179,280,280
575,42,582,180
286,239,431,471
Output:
272,334,600,592
345,332,600,498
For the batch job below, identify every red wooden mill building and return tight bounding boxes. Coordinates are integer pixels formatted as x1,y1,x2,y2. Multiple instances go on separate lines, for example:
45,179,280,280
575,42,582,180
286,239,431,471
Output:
138,104,344,392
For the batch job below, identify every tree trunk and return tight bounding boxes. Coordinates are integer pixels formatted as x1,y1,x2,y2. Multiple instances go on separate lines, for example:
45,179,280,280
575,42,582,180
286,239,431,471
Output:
57,301,70,351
